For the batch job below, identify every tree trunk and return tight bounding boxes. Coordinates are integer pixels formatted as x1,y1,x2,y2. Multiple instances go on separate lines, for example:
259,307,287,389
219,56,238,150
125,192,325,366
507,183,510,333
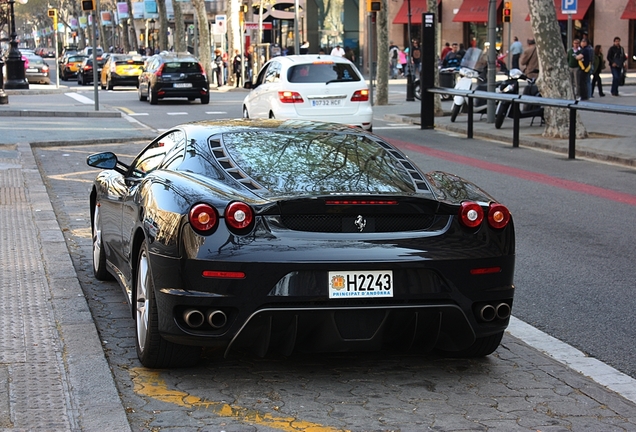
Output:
428,0,443,116
171,0,186,52
191,0,212,80
375,0,389,105
156,0,168,52
527,0,586,138
122,20,131,52
227,0,241,86
126,0,138,51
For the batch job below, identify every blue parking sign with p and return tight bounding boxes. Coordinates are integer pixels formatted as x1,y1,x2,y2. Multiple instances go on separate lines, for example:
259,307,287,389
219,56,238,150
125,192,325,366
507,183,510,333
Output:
562,0,577,14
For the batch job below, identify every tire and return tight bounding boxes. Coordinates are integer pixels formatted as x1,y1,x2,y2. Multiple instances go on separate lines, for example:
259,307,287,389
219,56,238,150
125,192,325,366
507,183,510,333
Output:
414,81,421,101
149,89,158,105
441,93,452,101
100,80,106,90
495,103,508,129
450,103,462,123
138,86,147,101
107,79,113,90
269,111,275,119
200,94,210,104
242,106,249,119
135,243,201,368
438,331,504,358
92,204,111,281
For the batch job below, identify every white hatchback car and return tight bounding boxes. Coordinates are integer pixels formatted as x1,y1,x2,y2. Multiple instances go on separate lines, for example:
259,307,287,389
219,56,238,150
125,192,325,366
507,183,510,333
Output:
242,55,373,131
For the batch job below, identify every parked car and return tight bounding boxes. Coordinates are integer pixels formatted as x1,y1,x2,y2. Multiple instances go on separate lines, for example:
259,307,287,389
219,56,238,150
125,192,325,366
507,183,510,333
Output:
24,53,50,84
100,53,145,89
59,54,87,80
86,119,515,368
77,57,105,85
242,55,373,131
137,52,209,104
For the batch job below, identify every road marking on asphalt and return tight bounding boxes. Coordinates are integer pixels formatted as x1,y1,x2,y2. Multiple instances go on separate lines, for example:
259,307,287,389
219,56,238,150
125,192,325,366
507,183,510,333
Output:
372,125,421,130
65,92,94,104
507,317,636,404
130,368,348,432
167,112,189,115
206,111,228,114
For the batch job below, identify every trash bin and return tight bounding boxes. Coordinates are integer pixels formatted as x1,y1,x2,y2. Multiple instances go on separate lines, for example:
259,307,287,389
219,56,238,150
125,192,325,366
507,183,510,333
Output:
439,70,456,89
439,70,456,100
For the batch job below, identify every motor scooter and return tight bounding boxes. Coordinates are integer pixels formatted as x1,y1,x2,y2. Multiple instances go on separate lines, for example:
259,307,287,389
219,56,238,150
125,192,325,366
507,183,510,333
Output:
449,48,489,122
414,66,457,101
494,68,544,129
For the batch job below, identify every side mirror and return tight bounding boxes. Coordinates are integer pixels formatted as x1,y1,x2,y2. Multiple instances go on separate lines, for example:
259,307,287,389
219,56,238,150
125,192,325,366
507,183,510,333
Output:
87,152,117,169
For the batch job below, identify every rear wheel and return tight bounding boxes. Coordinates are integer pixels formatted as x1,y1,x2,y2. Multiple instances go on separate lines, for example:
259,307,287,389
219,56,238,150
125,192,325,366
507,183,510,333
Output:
138,86,147,101
200,94,210,104
450,103,462,122
269,111,275,119
107,79,113,90
242,106,249,118
414,80,421,101
149,89,158,105
135,243,201,368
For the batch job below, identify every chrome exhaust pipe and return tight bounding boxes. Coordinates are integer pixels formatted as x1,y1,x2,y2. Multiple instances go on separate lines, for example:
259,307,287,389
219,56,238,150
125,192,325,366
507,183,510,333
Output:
183,308,205,328
479,304,496,322
496,303,511,320
207,310,227,329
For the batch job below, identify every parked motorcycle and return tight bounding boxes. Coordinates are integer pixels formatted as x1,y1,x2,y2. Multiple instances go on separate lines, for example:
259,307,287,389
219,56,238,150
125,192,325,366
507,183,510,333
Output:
449,48,488,123
494,68,544,129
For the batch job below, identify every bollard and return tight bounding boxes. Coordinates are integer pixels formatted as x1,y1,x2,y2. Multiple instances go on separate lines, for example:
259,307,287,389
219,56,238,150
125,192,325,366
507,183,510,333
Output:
0,58,8,104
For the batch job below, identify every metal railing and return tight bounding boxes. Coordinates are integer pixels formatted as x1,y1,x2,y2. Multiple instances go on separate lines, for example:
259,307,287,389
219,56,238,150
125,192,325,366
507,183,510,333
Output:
425,87,636,159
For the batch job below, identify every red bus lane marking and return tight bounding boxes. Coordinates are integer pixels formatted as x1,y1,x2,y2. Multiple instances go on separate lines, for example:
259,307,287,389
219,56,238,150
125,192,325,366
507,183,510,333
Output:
390,139,636,207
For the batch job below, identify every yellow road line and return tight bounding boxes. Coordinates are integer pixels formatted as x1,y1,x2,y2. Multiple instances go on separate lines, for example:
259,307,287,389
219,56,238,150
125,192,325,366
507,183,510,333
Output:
131,368,348,432
116,106,136,115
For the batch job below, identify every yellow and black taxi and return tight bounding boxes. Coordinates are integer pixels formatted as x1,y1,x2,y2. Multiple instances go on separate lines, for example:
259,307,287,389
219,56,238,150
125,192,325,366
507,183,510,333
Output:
100,53,145,89
59,54,87,80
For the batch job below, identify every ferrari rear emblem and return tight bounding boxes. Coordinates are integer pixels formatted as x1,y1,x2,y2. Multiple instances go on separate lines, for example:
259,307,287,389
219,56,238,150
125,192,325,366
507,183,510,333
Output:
354,215,366,232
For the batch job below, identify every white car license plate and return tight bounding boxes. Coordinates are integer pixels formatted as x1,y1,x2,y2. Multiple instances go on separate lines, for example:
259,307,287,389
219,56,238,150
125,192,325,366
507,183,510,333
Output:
312,99,341,107
174,83,192,88
328,271,393,298
26,68,38,73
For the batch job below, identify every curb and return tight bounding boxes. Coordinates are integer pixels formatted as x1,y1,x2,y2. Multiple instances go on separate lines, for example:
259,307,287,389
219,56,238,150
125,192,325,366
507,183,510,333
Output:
0,109,121,118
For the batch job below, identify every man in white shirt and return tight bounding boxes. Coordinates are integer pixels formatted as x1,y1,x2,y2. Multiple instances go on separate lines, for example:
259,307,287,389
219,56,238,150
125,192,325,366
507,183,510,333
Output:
330,45,345,57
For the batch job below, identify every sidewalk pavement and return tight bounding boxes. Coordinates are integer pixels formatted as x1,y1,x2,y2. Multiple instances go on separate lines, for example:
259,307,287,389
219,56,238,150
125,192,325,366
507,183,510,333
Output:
1,79,636,430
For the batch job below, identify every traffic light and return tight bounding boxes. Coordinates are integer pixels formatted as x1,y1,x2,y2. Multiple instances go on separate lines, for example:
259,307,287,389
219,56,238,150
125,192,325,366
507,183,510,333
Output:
81,0,95,11
47,8,56,18
503,2,511,23
367,0,381,12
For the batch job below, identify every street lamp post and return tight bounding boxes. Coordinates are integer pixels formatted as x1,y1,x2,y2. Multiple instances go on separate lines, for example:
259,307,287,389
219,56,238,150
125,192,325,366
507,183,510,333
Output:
149,19,156,53
5,0,30,89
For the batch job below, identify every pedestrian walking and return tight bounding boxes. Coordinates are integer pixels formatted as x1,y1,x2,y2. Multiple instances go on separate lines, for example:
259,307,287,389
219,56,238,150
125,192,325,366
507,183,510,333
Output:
509,36,523,69
398,47,407,77
389,41,399,79
576,38,593,100
213,49,224,87
567,39,581,98
232,49,242,88
330,45,345,57
519,38,538,80
344,46,355,63
591,45,606,97
411,40,422,75
607,36,625,96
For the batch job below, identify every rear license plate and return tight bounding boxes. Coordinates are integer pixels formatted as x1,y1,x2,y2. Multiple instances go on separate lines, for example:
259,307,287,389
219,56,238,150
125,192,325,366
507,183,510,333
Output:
328,271,393,298
26,68,38,73
312,99,341,107
174,83,192,88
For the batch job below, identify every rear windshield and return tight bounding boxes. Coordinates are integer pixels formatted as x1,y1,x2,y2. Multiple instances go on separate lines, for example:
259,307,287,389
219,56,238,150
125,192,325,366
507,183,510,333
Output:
287,62,361,83
69,56,85,62
219,131,414,194
162,61,201,74
116,58,144,66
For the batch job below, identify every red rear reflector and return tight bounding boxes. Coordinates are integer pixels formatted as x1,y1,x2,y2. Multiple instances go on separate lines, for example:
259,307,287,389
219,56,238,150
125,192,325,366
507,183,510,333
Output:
470,267,502,275
278,91,304,103
325,200,398,205
351,89,369,102
202,270,246,279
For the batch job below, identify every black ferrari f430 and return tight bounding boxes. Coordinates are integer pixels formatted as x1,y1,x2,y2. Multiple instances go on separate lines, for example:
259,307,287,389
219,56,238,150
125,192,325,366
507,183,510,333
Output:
87,119,515,368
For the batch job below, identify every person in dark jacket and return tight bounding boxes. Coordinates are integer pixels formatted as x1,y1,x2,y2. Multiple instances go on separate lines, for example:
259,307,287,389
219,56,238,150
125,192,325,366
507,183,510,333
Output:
576,38,593,100
606,37,625,96
591,45,605,97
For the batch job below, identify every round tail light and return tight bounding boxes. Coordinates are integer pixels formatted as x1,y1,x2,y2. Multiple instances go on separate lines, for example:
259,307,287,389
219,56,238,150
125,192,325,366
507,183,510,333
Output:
189,203,218,234
487,203,511,229
459,202,484,228
225,202,254,231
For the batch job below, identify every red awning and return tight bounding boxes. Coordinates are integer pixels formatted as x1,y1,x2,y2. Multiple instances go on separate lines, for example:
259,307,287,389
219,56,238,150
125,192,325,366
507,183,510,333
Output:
393,0,440,25
622,0,636,19
526,0,594,21
453,0,502,23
